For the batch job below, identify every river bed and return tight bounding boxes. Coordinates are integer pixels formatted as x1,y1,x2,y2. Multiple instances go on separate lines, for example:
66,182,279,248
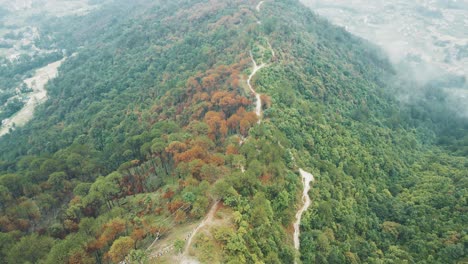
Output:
0,57,65,136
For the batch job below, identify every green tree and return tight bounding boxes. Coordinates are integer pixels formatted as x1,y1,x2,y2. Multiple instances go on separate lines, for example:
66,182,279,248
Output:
7,234,54,264
174,239,185,253
108,236,135,263
128,249,148,264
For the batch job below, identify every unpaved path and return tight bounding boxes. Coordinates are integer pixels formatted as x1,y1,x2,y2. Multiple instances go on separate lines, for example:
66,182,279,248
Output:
248,1,271,123
155,2,274,262
294,169,314,251
247,51,266,122
0,58,66,137
256,1,265,12
181,201,219,261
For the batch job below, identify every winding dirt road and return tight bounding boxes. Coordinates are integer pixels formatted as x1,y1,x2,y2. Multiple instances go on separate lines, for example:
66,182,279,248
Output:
180,200,219,263
294,169,315,251
153,1,315,262
256,1,265,12
180,4,268,261
252,2,314,256
0,58,66,137
247,51,266,122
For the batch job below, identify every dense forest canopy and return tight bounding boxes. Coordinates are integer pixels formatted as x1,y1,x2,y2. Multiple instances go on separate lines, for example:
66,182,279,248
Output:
0,0,466,263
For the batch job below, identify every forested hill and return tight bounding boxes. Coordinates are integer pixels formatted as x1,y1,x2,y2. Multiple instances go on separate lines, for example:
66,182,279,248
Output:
0,0,466,263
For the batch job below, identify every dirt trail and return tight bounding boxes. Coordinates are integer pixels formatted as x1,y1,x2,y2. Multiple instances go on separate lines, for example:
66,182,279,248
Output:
247,1,270,123
256,1,265,11
153,2,272,262
293,169,315,252
247,51,266,122
0,57,66,137
180,258,200,264
253,0,315,256
180,201,219,261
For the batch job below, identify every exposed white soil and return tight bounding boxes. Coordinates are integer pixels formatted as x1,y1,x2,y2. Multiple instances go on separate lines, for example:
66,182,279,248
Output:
293,169,315,251
0,58,66,137
256,1,265,11
247,51,266,122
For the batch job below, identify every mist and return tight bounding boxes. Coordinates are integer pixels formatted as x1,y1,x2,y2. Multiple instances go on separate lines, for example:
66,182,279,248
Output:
300,0,468,116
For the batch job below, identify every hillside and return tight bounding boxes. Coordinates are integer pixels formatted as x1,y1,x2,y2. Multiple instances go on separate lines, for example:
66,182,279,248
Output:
0,0,466,263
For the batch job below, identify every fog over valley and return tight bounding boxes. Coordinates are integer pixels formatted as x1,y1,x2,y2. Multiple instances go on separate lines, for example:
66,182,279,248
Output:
301,0,468,115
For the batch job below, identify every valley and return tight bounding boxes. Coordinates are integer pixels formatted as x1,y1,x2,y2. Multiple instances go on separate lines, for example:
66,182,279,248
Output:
301,0,468,115
300,0,468,79
0,0,99,59
0,0,105,129
0,57,65,136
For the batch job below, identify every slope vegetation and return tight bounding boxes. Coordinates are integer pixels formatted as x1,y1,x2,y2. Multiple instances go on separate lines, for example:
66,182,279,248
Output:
0,0,466,263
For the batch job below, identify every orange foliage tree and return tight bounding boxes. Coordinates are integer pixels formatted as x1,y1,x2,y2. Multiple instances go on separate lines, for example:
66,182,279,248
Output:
204,111,228,141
